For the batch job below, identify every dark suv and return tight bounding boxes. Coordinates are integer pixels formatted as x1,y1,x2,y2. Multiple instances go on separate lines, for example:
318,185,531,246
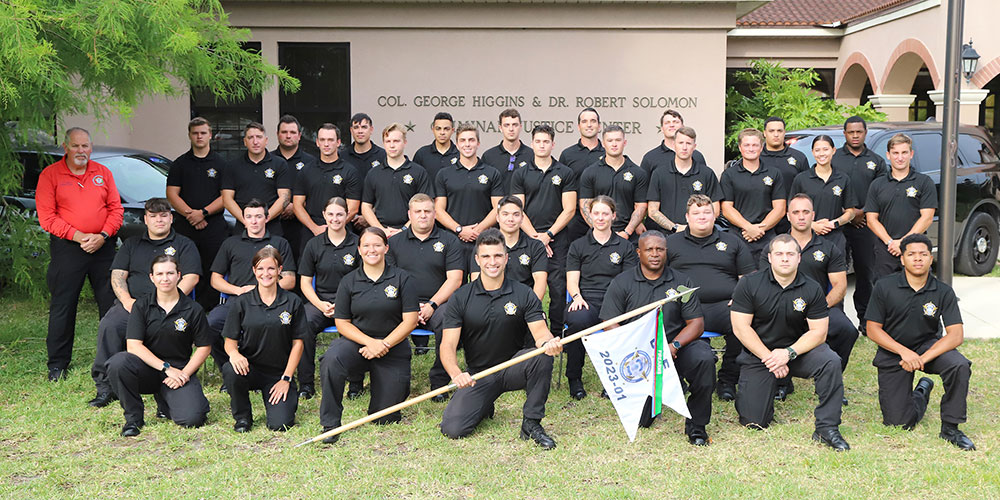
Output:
786,121,1000,276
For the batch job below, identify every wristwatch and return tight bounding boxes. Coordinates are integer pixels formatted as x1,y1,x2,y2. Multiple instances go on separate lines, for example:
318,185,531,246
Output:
281,375,293,382
201,208,209,217
161,362,171,373
454,225,463,234
785,347,798,361
428,300,439,311
670,341,682,350
100,231,110,240
832,220,840,229
545,230,555,238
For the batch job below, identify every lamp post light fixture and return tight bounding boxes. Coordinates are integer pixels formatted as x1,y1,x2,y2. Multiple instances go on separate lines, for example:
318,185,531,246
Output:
962,39,980,83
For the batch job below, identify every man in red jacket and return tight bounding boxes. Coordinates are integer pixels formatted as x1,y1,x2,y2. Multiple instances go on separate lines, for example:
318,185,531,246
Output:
36,127,123,381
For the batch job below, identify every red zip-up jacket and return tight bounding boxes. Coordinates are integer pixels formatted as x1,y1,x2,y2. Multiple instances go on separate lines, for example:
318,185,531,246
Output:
36,157,124,240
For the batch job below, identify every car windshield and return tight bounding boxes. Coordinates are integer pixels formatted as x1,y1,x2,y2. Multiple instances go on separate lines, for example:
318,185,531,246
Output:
99,155,169,203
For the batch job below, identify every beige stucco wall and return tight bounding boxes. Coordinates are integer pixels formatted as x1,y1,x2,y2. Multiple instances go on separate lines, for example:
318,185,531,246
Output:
727,35,841,70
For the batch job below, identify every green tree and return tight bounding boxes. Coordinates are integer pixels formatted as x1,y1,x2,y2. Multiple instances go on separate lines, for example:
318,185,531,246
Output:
726,59,884,149
0,0,299,194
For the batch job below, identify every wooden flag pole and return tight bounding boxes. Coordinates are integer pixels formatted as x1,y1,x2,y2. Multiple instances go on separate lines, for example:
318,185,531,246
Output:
294,287,697,447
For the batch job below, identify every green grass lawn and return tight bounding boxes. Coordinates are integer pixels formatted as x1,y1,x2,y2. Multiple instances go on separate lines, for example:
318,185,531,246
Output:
1,294,997,499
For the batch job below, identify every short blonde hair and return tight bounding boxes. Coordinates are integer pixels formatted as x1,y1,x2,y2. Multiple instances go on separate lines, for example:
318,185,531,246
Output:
382,123,406,140
737,128,764,145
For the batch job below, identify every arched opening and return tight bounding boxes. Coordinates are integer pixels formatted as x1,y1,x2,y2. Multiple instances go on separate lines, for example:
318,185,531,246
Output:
837,63,874,105
908,66,936,122
979,75,1000,135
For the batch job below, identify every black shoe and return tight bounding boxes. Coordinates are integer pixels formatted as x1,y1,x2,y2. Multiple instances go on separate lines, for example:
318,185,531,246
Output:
717,385,736,402
687,427,710,446
914,377,934,399
88,392,117,408
484,403,495,420
842,397,849,407
812,428,850,451
940,425,975,451
858,323,867,337
414,347,431,356
48,367,66,382
520,419,556,450
431,392,449,403
774,385,789,402
234,419,252,433
600,388,610,399
219,384,228,394
120,421,143,437
346,382,365,400
903,377,934,430
321,426,340,445
156,407,170,420
298,384,315,400
568,379,587,400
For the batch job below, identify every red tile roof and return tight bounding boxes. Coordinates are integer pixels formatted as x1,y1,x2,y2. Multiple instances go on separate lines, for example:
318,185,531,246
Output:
738,0,915,27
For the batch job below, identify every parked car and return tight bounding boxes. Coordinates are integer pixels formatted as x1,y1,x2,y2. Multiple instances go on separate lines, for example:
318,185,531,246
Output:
785,121,1000,276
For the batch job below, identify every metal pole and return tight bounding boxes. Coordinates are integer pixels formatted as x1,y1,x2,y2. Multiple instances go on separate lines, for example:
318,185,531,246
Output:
938,0,965,284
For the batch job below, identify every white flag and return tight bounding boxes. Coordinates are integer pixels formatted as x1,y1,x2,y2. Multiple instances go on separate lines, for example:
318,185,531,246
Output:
581,308,690,441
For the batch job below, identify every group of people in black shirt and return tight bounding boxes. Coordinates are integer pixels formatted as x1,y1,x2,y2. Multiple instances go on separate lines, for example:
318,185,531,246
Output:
74,109,973,452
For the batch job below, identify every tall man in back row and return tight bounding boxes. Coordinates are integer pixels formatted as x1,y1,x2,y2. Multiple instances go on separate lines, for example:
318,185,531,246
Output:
37,127,123,381
481,108,533,193
759,117,808,235
646,126,721,234
578,124,648,241
721,128,787,265
221,122,291,237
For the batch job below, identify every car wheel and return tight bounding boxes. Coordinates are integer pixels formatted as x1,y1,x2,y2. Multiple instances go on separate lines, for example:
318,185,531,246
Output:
955,211,999,276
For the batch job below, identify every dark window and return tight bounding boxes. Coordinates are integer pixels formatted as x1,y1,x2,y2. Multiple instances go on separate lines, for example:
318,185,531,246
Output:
958,133,1000,165
278,42,351,156
190,42,264,163
910,133,942,173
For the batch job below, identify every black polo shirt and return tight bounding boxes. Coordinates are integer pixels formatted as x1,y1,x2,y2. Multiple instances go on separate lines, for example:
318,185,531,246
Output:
293,158,363,226
789,167,860,224
758,235,846,292
387,227,465,302
362,160,434,228
167,149,226,213
334,264,420,338
731,269,829,350
221,151,291,210
720,161,787,225
126,292,213,365
647,160,723,224
567,232,638,297
666,228,755,304
444,277,545,373
866,272,962,350
760,146,808,193
509,158,577,233
210,231,296,287
639,142,707,176
600,266,703,340
469,231,548,288
271,147,318,186
832,145,887,209
223,287,309,374
341,142,387,183
481,141,533,193
863,169,938,239
558,140,605,180
298,232,360,302
112,230,201,299
413,142,460,182
578,156,649,233
434,160,504,227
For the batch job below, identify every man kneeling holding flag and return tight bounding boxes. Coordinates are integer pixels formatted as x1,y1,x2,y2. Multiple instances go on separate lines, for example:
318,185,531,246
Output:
589,230,713,444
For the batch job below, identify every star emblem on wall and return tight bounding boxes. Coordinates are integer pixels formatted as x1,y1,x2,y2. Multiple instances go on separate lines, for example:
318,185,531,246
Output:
405,121,416,132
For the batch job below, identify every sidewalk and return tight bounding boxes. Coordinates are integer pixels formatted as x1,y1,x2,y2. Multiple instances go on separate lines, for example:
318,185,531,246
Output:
843,276,1000,340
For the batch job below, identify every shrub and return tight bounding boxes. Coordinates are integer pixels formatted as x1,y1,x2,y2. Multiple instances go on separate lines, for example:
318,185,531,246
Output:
0,206,50,299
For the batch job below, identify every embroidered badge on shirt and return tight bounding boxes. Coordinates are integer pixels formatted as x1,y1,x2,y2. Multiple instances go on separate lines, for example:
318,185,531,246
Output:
906,186,918,198
402,174,413,185
552,175,562,186
93,175,105,186
296,161,305,170
478,174,489,184
385,285,398,298
163,246,176,256
519,254,531,266
763,176,774,186
716,242,727,251
504,302,517,315
342,254,355,266
788,157,797,166
792,297,806,312
332,174,343,185
609,252,622,264
923,302,937,316
433,242,444,253
519,161,527,168
207,168,217,178
665,288,679,300
832,185,843,196
264,168,275,178
623,172,634,182
174,318,187,332
451,157,458,164
692,180,703,191
279,311,292,325
867,161,877,170
371,160,381,168
813,250,826,262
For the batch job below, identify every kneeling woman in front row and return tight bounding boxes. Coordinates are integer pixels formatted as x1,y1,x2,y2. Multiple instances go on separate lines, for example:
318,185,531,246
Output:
222,247,307,432
319,227,419,443
107,255,212,437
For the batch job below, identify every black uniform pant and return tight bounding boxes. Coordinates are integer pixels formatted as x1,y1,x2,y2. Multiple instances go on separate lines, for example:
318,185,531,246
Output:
319,337,411,428
301,303,364,389
545,231,569,336
872,242,903,283
777,306,857,392
739,229,776,270
874,340,971,427
563,293,602,381
46,235,116,370
441,348,553,439
422,304,452,390
173,216,227,312
107,352,209,427
735,344,844,432
703,300,739,390
92,302,130,393
844,224,876,324
222,363,298,430
280,217,303,260
207,301,231,373
639,340,715,431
